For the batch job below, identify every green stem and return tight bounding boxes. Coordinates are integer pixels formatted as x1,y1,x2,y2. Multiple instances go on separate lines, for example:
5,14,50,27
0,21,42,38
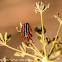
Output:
31,41,44,58
25,53,42,60
5,44,22,53
40,11,47,57
5,44,42,60
48,24,62,57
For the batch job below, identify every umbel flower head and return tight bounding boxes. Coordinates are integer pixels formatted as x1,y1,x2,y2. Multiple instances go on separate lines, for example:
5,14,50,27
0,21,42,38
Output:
54,13,62,24
0,32,11,46
35,1,50,13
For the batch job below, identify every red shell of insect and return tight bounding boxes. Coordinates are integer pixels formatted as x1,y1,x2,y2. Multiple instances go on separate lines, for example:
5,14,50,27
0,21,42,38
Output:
21,23,32,41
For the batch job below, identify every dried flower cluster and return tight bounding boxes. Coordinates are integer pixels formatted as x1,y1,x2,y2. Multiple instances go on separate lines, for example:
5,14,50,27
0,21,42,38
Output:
54,13,62,24
35,1,50,13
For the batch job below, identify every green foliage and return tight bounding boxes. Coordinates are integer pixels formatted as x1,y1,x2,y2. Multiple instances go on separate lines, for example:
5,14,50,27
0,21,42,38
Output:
35,26,46,34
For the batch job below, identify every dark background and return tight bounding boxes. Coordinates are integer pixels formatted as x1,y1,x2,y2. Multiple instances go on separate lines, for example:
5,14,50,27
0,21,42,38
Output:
0,0,62,62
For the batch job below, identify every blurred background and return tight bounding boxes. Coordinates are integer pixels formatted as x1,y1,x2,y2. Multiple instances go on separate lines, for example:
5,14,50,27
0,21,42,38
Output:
0,0,62,62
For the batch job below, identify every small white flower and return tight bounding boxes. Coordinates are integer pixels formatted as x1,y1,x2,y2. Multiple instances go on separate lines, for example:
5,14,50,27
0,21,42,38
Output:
35,1,50,13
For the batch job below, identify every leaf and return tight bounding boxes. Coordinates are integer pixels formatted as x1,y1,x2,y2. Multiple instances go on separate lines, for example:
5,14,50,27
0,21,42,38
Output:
34,26,46,34
43,26,46,34
38,36,41,40
38,36,43,43
49,50,61,59
46,37,52,45
7,34,11,42
34,27,38,32
48,40,51,44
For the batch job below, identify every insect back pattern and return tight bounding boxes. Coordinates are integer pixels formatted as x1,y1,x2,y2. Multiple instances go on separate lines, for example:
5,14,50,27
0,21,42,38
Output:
21,23,32,41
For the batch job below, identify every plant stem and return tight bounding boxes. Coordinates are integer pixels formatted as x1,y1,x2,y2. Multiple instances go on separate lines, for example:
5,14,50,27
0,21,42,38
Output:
5,44,22,53
25,53,42,60
48,24,62,57
5,44,42,60
40,11,47,57
31,41,44,58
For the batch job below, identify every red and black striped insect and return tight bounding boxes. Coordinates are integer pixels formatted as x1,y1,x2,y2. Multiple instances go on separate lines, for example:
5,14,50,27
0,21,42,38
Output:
16,23,32,41
21,23,32,41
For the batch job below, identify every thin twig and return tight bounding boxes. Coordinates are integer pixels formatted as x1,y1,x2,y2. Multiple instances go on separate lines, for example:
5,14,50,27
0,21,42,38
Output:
48,24,62,57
